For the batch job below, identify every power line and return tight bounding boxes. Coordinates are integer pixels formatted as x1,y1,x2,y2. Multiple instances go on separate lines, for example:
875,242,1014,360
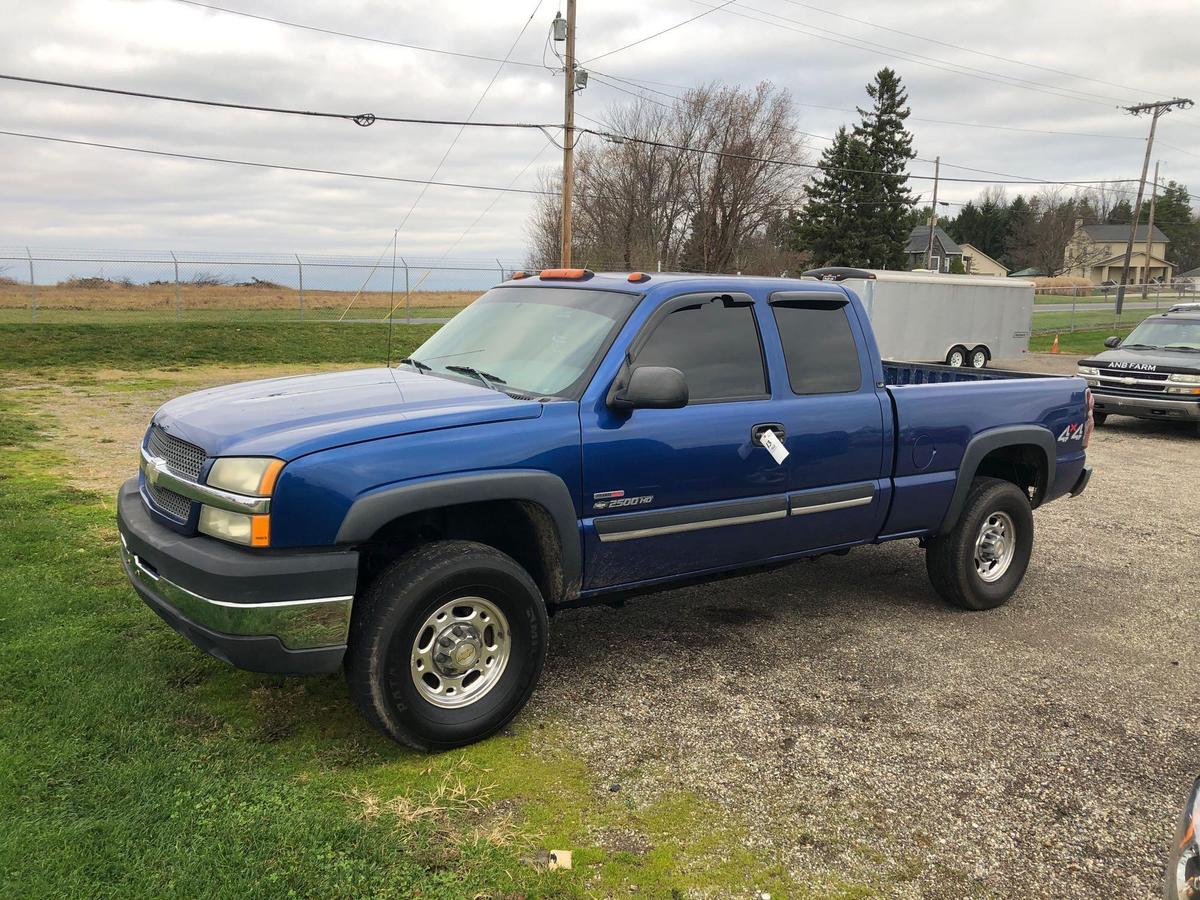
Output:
0,129,553,195
392,0,545,236
771,0,1164,99
582,0,736,64
168,0,546,69
0,72,561,135
687,0,1130,108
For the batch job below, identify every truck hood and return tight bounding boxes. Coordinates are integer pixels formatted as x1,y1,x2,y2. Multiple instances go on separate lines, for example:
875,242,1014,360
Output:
1080,348,1200,375
152,367,543,460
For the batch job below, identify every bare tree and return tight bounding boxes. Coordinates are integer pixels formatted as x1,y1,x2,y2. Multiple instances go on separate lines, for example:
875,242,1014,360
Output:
527,82,808,273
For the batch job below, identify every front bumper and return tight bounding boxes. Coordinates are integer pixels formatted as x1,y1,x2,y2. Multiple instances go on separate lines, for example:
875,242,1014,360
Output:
117,478,358,674
1092,391,1200,421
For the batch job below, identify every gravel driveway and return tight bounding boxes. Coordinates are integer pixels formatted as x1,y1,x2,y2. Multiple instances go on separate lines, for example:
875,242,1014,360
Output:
537,354,1200,897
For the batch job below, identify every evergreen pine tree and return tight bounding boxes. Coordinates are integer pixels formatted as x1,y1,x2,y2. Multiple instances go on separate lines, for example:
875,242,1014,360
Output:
791,127,875,266
852,68,916,269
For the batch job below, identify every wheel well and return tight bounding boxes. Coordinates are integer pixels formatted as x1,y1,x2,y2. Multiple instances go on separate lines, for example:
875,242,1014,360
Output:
974,444,1048,506
970,344,990,359
357,499,565,603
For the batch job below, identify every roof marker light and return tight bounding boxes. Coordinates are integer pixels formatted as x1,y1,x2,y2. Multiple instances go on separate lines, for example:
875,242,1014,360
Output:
628,272,650,283
539,268,591,280
511,271,529,279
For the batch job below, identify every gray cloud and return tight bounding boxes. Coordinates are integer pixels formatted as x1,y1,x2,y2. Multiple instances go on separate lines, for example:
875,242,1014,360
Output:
1,0,1197,262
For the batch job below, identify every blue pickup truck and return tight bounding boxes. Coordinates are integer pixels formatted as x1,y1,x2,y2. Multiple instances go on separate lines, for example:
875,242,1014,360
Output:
117,269,1093,750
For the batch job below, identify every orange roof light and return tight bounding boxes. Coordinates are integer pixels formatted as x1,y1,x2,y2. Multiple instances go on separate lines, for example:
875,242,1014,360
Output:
539,268,592,280
510,271,529,279
628,272,650,283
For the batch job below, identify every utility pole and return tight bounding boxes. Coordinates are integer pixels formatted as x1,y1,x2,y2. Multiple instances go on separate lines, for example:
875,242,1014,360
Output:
924,155,940,271
1115,98,1192,315
1141,160,1160,302
559,0,577,268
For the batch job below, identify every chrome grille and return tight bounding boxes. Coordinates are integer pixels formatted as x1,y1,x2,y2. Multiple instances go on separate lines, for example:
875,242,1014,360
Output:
147,481,192,520
147,426,206,480
1094,370,1168,393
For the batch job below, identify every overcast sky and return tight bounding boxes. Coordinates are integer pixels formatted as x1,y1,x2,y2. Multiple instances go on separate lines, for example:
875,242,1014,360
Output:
2,0,1199,264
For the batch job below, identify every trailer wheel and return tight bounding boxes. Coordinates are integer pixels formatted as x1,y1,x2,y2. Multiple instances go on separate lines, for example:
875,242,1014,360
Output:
969,346,989,369
946,346,968,367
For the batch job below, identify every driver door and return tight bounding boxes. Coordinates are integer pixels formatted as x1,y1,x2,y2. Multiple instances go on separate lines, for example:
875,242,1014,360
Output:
579,292,793,590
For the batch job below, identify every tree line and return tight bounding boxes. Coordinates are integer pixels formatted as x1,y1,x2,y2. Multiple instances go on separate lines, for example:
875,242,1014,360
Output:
526,68,1199,279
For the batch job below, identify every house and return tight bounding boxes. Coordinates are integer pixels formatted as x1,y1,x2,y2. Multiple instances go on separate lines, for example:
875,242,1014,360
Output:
905,225,962,273
1064,222,1173,286
1178,266,1200,291
959,243,1009,277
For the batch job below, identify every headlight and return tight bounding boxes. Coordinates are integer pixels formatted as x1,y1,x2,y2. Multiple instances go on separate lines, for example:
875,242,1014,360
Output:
1077,366,1100,376
1165,777,1200,900
199,506,270,546
207,457,283,496
1168,373,1200,384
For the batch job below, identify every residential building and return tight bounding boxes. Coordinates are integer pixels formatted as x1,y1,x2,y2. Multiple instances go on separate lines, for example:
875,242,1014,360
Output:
1064,222,1173,286
1179,266,1200,291
905,225,962,273
959,243,1009,277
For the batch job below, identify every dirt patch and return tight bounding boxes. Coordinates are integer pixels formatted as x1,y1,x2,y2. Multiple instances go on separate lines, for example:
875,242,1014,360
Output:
0,364,360,492
0,283,476,312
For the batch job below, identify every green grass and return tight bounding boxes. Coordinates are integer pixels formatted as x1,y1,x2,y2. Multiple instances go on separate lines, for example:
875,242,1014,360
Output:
0,322,439,369
1029,327,1135,354
1030,307,1158,334
0,385,841,897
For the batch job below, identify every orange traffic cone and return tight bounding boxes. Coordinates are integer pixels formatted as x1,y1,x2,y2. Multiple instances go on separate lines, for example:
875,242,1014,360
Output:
1050,333,1060,354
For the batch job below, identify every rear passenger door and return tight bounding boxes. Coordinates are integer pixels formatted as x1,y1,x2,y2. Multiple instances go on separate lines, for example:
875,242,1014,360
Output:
766,292,889,550
580,292,794,590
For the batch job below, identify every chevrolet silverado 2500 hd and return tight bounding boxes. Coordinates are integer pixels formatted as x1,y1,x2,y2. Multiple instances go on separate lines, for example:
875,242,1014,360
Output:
118,269,1093,750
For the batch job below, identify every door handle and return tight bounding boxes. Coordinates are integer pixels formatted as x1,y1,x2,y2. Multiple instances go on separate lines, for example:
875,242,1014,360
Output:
751,423,786,446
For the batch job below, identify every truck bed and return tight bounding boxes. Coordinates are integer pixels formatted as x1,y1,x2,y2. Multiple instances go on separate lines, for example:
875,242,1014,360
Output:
882,360,1053,386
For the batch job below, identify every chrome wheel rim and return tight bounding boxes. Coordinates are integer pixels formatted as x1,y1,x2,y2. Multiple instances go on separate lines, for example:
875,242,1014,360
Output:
974,511,1016,583
410,596,511,708
948,351,965,367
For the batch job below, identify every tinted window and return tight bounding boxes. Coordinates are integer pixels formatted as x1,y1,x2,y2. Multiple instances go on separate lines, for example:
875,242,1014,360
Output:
771,301,862,394
635,296,767,401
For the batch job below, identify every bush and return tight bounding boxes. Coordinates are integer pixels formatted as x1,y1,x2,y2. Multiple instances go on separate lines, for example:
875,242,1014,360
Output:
1033,275,1094,296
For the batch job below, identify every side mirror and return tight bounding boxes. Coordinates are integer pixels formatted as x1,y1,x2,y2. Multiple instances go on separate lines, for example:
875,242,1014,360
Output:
1104,336,1121,349
608,366,688,411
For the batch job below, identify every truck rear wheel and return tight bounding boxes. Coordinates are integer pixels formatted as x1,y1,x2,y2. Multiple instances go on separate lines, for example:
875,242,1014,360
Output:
969,346,989,369
345,540,548,751
925,477,1034,611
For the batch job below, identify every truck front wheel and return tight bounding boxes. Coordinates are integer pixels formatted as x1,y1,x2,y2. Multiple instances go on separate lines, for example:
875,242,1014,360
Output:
925,477,1034,610
345,540,548,751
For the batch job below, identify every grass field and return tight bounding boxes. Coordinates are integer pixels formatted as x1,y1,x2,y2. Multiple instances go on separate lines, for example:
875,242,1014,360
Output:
1029,306,1158,334
0,282,476,323
0,328,839,898
1028,327,1131,354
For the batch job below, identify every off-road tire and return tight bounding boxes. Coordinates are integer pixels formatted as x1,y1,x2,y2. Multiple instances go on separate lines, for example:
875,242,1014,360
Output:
1093,413,1108,426
345,540,548,751
925,477,1034,611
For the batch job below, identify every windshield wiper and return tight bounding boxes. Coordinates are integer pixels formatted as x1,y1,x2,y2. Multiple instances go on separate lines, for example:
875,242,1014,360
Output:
1163,345,1200,352
396,356,431,373
445,365,507,391
1119,343,1160,350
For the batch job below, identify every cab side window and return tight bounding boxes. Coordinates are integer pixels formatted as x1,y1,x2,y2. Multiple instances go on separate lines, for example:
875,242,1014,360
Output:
635,295,768,402
771,299,862,394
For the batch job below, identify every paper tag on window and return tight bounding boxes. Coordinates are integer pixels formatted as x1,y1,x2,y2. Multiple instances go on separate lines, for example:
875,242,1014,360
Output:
759,429,789,465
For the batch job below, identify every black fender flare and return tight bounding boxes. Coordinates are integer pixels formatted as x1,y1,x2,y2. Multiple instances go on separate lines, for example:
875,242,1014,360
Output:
938,425,1056,535
335,470,581,599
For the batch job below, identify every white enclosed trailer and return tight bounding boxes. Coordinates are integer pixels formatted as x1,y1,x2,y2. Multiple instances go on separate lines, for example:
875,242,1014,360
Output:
803,268,1035,368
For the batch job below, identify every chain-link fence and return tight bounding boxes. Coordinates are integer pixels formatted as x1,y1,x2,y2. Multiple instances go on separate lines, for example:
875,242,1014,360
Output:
1031,283,1197,334
0,247,533,324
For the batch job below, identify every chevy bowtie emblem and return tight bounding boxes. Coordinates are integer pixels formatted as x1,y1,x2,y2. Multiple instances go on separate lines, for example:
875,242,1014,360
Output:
145,455,168,485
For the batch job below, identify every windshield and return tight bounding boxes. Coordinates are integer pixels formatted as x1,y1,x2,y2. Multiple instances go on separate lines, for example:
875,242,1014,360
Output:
1120,318,1200,351
406,286,639,396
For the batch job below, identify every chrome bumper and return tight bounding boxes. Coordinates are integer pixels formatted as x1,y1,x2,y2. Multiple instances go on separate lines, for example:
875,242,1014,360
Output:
120,535,352,650
1092,392,1200,420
